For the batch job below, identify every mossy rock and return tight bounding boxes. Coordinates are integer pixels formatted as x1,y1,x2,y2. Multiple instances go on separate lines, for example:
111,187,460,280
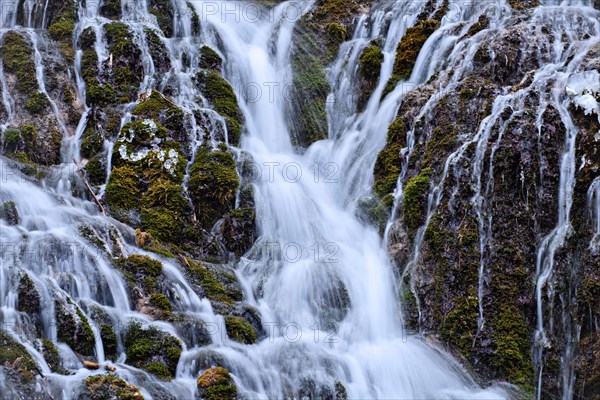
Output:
373,118,406,201
105,165,141,222
100,324,119,361
403,168,431,233
148,0,175,37
1,32,37,93
141,178,187,243
184,258,243,306
133,90,185,138
149,293,173,312
357,43,384,109
383,19,440,97
24,92,50,114
224,316,257,344
17,274,41,334
100,0,122,20
220,208,256,255
440,296,479,360
114,255,163,294
189,145,240,230
81,373,144,400
0,201,19,225
0,330,39,383
196,367,237,400
40,339,67,374
145,29,171,73
199,46,223,72
123,322,182,380
55,299,96,356
194,71,243,146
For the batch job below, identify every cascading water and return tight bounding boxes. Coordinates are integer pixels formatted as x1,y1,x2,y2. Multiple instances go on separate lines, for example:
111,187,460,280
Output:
1,0,599,398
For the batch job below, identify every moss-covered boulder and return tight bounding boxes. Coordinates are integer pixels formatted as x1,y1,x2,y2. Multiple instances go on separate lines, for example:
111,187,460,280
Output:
220,208,256,256
224,316,257,344
123,322,182,380
358,43,384,109
1,32,37,93
55,299,96,357
183,258,243,310
80,373,144,400
196,367,237,400
189,145,240,230
194,71,243,146
402,168,431,233
0,331,39,383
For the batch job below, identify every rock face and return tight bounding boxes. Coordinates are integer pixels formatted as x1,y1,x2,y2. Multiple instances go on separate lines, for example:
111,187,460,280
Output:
372,2,600,398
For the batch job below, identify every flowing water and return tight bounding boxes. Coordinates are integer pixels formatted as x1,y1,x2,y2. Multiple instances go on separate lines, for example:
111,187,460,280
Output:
1,0,599,398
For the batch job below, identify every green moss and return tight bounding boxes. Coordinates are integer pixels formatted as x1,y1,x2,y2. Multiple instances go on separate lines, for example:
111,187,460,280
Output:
105,165,141,220
185,258,243,305
359,45,384,83
100,324,118,361
149,0,175,37
80,126,104,159
40,339,64,374
189,145,240,230
373,118,406,200
403,168,432,232
440,296,478,360
187,2,201,35
195,71,243,146
199,45,223,71
17,273,40,315
103,22,143,104
0,330,39,383
133,90,184,134
197,367,237,400
24,92,50,114
48,19,75,42
491,305,533,388
83,373,143,400
0,200,19,225
55,299,96,356
123,322,182,380
422,126,458,169
1,31,37,93
224,316,257,344
383,19,440,97
2,128,21,153
100,0,122,20
114,255,163,293
149,293,173,312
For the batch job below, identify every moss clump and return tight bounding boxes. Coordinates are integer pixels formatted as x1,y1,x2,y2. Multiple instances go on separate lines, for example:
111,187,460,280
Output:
17,273,40,317
373,118,406,201
11,125,62,165
491,305,533,387
148,0,175,37
2,129,21,153
47,0,77,60
383,19,440,96
149,293,173,312
100,0,122,20
195,71,243,146
24,92,50,114
0,200,19,225
40,339,65,374
197,367,237,400
359,44,384,83
221,208,256,255
80,126,105,160
103,23,143,104
105,165,141,221
403,168,431,232
114,255,163,293
189,145,240,230
82,374,143,400
100,324,118,361
141,178,186,243
133,90,184,135
224,316,257,344
199,46,223,72
55,299,96,356
1,32,37,93
440,296,479,360
123,322,182,380
0,330,39,383
290,54,330,147
422,126,458,169
185,258,243,305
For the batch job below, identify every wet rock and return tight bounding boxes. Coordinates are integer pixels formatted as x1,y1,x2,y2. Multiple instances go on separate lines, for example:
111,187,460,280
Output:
196,367,237,400
80,373,144,400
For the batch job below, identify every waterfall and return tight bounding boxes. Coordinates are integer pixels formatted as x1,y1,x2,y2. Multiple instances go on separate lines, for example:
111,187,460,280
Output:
1,0,599,398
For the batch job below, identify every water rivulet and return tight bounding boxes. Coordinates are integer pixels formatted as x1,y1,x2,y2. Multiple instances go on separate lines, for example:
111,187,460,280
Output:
0,0,598,399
